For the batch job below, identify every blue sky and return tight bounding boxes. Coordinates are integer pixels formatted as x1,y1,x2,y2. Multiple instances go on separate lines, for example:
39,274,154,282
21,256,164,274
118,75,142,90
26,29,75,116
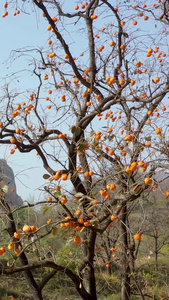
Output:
0,4,53,202
0,1,85,202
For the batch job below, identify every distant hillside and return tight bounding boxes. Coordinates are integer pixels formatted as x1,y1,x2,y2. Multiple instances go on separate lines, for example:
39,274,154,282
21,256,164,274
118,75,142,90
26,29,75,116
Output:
0,159,22,206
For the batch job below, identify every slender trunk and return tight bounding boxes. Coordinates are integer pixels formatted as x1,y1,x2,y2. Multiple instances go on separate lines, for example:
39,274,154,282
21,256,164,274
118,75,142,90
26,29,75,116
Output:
154,236,158,272
120,205,131,300
107,265,112,276
80,231,97,300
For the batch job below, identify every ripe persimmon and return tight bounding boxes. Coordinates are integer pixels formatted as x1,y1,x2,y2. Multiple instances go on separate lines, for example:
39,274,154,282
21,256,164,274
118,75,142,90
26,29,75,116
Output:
130,80,135,85
147,48,153,54
119,80,125,85
10,138,16,144
82,92,87,98
47,196,53,201
47,219,52,223
148,110,153,116
92,199,98,205
144,177,152,185
125,166,132,173
30,225,37,232
89,170,94,176
111,215,117,221
110,41,116,47
76,225,82,231
65,216,73,228
75,209,82,216
133,233,141,240
10,149,15,154
136,61,141,67
98,45,104,52
52,16,58,22
144,16,149,21
154,77,160,83
15,128,21,134
61,173,68,180
90,14,97,20
124,134,135,141
108,149,114,155
73,235,81,245
53,170,62,180
144,141,151,147
106,183,116,191
76,166,82,172
155,128,161,134
165,190,169,197
100,189,109,198
8,243,14,251
0,247,5,255
64,54,69,59
84,220,91,227
14,232,21,239
120,21,125,26
47,25,52,31
120,44,126,50
23,225,31,233
61,197,67,204
130,162,138,171
107,128,113,133
2,11,8,17
78,217,85,224
121,150,127,156
15,249,21,255
111,247,117,252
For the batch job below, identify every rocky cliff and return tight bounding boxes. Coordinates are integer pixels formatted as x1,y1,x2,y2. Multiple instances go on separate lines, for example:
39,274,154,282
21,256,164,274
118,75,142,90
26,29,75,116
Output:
0,159,22,206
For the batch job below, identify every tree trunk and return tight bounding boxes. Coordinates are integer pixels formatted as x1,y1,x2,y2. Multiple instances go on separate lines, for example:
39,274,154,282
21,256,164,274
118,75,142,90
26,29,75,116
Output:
5,201,44,300
80,231,97,300
120,205,131,300
19,252,44,300
154,236,158,272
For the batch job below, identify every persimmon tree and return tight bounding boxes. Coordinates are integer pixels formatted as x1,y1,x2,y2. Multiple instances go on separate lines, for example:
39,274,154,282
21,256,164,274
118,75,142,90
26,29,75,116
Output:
0,0,169,299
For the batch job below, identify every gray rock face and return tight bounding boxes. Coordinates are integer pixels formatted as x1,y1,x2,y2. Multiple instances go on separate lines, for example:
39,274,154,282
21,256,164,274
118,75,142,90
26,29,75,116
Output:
0,159,22,206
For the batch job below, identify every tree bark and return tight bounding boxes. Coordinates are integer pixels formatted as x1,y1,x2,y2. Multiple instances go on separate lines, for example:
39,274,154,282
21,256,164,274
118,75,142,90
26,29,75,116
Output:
120,205,131,300
4,200,44,300
80,230,97,300
154,236,158,272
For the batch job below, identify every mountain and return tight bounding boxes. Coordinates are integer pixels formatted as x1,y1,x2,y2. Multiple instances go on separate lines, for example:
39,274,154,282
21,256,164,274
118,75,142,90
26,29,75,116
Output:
0,159,22,206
